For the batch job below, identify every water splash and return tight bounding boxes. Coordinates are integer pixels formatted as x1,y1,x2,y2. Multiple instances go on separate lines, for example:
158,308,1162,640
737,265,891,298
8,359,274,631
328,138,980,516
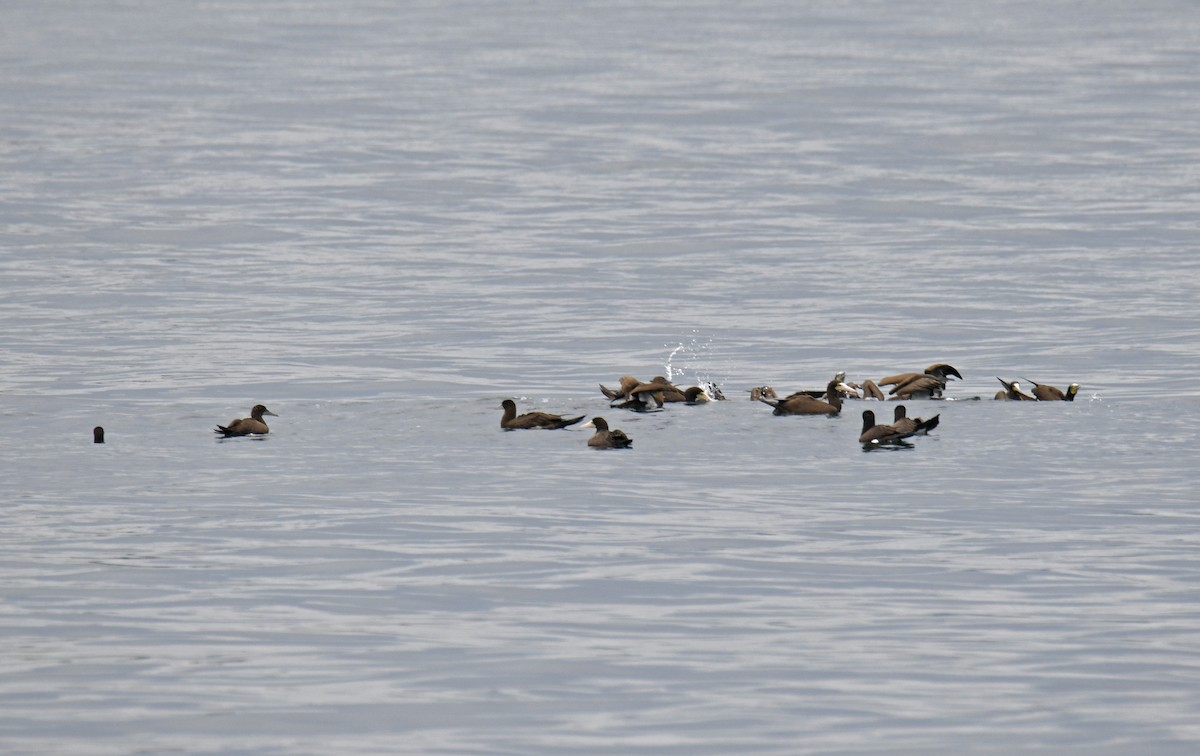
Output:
664,343,686,382
662,334,727,395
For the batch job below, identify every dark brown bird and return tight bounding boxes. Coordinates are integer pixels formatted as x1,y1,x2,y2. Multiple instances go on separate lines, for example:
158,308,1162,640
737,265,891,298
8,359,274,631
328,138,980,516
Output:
859,409,915,445
1021,378,1080,401
587,416,632,448
878,363,963,386
599,375,641,400
878,362,960,400
878,364,962,400
607,376,683,411
827,371,884,399
758,379,843,416
994,378,1036,401
891,404,940,435
621,376,686,404
215,404,278,436
758,372,852,402
860,379,886,400
93,426,105,444
683,386,712,404
500,399,585,430
609,393,664,412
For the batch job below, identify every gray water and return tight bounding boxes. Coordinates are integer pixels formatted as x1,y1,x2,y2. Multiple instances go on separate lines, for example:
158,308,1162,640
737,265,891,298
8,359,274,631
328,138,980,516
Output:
3,1,1200,753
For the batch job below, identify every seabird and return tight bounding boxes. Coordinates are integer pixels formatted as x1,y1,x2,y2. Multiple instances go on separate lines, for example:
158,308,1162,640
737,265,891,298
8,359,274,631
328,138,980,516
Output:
860,379,886,400
757,379,843,416
891,404,940,435
750,386,779,401
215,404,278,436
93,426,105,444
994,378,1036,401
878,364,962,400
599,375,641,400
831,372,865,399
1021,378,1080,401
621,376,686,404
609,393,664,412
586,416,632,448
859,409,915,445
500,399,585,430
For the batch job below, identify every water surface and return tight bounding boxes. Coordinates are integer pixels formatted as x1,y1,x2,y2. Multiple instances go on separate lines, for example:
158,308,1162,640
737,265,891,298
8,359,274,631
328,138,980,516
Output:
3,1,1200,753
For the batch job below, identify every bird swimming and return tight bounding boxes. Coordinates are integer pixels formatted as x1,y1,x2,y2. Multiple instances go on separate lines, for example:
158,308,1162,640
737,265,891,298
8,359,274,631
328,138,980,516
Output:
215,404,278,436
1021,378,1080,401
586,416,632,448
750,386,778,402
620,376,686,404
859,409,916,445
500,399,585,430
878,363,962,400
756,379,843,416
994,378,1036,401
599,375,642,400
891,404,940,436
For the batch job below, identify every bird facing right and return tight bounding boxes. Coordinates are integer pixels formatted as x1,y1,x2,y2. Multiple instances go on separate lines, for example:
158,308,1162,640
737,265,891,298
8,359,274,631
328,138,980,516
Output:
215,404,278,436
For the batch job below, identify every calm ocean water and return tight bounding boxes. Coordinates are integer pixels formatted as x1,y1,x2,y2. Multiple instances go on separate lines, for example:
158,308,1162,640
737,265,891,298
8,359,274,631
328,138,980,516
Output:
3,1,1200,753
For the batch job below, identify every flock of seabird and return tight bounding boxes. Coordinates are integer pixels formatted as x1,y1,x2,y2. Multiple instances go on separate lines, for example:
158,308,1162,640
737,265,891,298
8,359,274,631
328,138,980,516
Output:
491,363,1081,450
87,364,1079,449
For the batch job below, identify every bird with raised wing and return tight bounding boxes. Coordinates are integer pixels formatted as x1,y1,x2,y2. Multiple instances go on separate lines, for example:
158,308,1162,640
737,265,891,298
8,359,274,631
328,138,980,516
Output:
994,378,1036,401
879,363,962,400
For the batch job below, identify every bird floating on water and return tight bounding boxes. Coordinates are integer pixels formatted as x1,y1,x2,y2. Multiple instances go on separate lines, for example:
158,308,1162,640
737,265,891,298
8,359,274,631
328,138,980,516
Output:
215,404,278,436
1021,378,1080,401
891,404,940,436
994,378,1036,401
500,399,585,430
859,409,915,445
756,379,843,416
586,416,633,448
876,363,962,400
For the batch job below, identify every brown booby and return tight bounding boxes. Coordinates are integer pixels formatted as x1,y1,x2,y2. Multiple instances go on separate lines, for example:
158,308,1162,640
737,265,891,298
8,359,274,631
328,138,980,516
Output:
878,364,962,400
891,404,940,435
599,375,641,400
500,399,585,430
994,378,1036,401
859,409,914,444
215,404,278,436
757,379,843,416
1021,378,1080,401
586,416,633,448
